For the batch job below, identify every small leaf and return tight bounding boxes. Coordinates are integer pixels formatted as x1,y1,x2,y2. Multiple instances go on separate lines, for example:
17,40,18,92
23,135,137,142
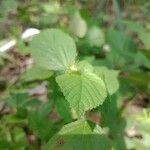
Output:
30,29,77,71
94,67,119,95
21,65,53,82
69,12,87,38
87,26,105,47
77,61,94,73
56,71,107,116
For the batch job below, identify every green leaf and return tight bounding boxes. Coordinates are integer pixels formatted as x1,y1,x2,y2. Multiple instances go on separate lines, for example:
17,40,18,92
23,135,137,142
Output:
106,29,136,69
106,29,136,53
69,12,87,38
139,31,150,49
94,67,119,95
56,71,107,116
123,20,150,49
21,65,53,82
28,102,53,140
124,21,150,49
77,61,94,73
7,93,28,108
100,94,126,149
45,120,112,150
87,26,105,47
30,29,77,71
134,51,150,69
55,96,72,123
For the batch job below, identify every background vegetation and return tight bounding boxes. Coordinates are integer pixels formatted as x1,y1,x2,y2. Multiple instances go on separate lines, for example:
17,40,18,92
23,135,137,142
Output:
0,0,150,150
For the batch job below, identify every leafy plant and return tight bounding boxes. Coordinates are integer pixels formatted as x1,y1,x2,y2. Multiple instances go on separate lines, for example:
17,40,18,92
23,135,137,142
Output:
28,28,120,149
0,1,150,150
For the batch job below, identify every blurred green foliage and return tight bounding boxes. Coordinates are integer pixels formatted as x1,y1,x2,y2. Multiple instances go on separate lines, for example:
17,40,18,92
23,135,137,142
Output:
0,0,150,150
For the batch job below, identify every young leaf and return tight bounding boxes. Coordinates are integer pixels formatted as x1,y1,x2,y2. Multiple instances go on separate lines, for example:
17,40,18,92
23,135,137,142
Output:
69,12,87,38
87,26,105,47
30,29,77,71
94,67,119,95
45,120,111,150
56,71,107,116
